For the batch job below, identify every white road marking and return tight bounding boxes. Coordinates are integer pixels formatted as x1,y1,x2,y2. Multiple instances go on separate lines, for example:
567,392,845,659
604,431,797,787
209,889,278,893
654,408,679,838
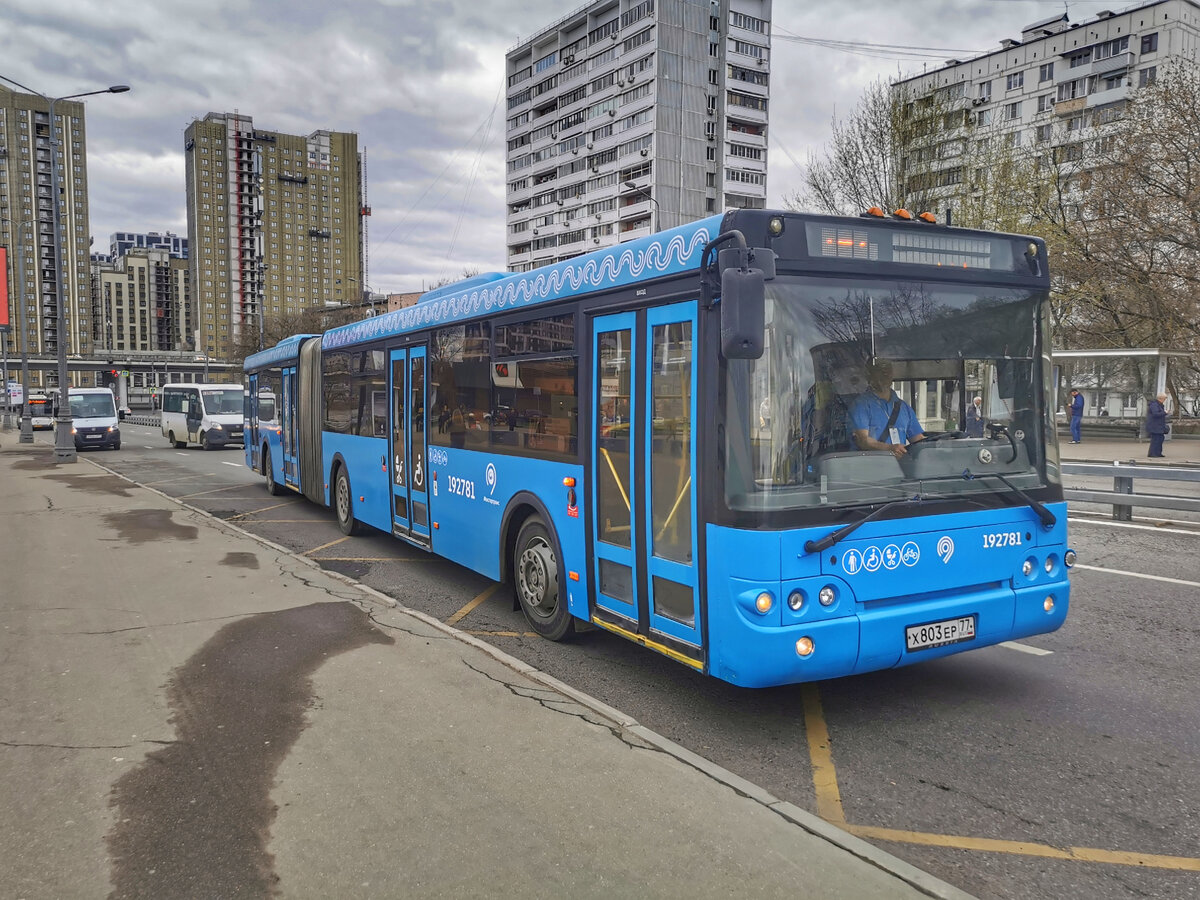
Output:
1072,563,1200,589
1067,515,1200,538
998,641,1053,656
221,461,241,467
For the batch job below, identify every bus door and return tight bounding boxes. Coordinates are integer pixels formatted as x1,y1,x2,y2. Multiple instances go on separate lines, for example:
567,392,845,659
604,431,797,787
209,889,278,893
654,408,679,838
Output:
281,366,300,487
591,302,701,657
246,374,259,470
388,347,431,547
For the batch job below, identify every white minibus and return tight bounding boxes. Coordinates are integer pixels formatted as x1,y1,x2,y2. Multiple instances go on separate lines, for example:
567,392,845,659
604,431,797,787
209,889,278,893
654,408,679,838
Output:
160,382,245,450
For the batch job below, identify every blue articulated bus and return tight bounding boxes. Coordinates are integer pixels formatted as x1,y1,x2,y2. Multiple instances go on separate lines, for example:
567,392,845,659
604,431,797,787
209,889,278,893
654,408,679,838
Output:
244,208,1073,688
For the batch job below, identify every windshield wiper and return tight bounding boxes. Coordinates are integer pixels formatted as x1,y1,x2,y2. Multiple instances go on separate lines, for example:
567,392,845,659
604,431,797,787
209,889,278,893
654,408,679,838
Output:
962,468,1056,528
803,497,924,555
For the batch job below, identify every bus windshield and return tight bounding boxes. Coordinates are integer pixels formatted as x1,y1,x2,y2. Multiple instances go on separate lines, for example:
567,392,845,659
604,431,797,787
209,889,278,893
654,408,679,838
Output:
200,388,244,415
70,393,116,418
724,275,1058,514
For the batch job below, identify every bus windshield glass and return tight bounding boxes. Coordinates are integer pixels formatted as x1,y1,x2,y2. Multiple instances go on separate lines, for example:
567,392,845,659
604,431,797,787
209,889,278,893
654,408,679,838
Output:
724,276,1058,514
201,388,244,415
70,394,116,418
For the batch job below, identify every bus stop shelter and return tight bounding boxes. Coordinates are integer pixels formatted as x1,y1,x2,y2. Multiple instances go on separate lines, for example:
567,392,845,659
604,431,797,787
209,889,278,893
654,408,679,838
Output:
1052,348,1192,426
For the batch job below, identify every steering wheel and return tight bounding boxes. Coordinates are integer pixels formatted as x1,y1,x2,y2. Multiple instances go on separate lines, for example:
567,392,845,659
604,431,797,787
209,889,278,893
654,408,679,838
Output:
919,430,966,444
986,422,1018,463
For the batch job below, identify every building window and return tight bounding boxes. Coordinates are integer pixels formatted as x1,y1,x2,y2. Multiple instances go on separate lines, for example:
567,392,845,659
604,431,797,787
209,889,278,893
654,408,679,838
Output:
1006,72,1024,91
1141,33,1159,54
1139,66,1157,87
1005,101,1022,120
1037,94,1055,113
1039,62,1054,82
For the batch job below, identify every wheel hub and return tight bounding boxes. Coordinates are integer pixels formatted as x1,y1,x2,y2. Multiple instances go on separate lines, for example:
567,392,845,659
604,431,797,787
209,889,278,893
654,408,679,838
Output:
519,543,557,610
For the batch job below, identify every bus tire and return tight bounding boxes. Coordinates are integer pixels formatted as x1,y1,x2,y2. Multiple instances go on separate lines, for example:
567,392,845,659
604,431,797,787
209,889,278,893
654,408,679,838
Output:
513,516,575,641
169,431,186,449
334,465,361,536
263,450,281,496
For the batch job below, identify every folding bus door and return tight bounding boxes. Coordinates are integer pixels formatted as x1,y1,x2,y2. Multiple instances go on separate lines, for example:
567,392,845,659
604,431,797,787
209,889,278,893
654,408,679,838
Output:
281,366,299,487
388,347,431,547
591,302,701,662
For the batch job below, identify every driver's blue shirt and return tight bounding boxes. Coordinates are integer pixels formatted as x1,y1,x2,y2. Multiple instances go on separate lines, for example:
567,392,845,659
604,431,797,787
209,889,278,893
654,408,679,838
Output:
848,390,924,446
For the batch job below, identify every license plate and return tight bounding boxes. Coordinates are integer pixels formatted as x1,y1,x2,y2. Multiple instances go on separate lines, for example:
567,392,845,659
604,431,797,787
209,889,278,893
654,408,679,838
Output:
85,434,102,440
905,615,976,652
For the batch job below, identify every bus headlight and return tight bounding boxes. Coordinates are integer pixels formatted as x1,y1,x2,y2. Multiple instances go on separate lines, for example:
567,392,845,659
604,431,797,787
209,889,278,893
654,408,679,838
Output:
755,592,774,614
818,586,836,606
795,636,815,657
787,590,804,611
211,423,223,430
1064,550,1077,568
1022,559,1035,576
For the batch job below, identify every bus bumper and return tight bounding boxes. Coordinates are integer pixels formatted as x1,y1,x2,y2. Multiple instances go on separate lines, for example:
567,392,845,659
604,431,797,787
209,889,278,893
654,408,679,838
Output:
709,580,1069,689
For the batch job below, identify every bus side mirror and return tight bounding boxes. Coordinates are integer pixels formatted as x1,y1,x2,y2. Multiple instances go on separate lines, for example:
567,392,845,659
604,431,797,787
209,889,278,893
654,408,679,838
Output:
718,247,773,360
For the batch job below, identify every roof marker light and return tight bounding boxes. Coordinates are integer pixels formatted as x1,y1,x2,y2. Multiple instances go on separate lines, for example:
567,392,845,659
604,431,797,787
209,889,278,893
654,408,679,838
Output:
893,208,913,220
918,211,937,223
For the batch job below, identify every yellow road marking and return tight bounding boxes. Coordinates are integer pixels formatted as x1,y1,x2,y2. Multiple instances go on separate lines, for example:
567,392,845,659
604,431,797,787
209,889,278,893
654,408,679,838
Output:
179,484,253,499
846,825,1200,872
228,501,297,519
462,629,539,638
303,536,349,556
315,556,435,563
447,583,505,626
800,685,846,824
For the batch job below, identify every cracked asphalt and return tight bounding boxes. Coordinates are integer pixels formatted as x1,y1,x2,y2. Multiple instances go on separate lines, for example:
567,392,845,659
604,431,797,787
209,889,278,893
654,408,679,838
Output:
6,426,1199,899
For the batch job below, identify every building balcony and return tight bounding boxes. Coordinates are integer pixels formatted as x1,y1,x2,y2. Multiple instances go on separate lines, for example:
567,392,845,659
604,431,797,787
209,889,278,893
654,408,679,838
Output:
1087,84,1131,107
1054,97,1087,116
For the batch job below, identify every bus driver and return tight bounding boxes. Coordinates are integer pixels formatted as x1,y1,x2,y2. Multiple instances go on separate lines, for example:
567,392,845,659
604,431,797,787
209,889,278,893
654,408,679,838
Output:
848,358,925,459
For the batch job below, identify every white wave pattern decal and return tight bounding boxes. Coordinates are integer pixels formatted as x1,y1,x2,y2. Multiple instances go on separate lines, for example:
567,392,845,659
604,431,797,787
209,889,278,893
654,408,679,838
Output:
323,227,712,350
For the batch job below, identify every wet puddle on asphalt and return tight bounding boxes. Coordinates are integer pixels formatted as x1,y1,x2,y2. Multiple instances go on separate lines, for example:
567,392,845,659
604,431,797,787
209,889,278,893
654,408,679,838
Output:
107,601,392,899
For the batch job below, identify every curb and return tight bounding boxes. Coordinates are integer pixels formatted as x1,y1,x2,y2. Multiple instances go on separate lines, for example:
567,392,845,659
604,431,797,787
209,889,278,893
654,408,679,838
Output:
80,451,975,900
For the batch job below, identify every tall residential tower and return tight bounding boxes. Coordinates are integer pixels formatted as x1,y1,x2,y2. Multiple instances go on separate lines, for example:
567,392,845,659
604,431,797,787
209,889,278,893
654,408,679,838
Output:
184,113,365,361
505,0,771,271
0,87,93,386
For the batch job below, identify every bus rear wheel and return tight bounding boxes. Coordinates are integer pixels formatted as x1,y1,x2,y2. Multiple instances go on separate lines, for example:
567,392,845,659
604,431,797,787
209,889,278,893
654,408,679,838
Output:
513,516,575,641
334,466,361,536
263,450,281,496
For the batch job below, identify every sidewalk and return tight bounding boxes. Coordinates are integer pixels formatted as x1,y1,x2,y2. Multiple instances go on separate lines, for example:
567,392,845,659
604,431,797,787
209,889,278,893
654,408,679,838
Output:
1058,433,1200,466
0,437,969,899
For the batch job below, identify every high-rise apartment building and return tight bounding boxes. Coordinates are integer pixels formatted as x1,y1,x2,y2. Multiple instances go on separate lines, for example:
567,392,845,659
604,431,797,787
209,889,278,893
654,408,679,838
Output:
184,112,364,361
90,247,191,354
893,1,1200,207
0,87,94,386
109,230,188,261
504,0,771,271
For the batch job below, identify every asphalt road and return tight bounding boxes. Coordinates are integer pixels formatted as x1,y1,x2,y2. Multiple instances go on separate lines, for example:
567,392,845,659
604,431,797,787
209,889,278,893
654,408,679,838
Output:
63,423,1200,900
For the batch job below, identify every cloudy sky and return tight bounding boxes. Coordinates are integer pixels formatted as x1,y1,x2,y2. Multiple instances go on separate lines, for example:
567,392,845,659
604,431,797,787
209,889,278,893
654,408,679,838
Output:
1,0,1121,292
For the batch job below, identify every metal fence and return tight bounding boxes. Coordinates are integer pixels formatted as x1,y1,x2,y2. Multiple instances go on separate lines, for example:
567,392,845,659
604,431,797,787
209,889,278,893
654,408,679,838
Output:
1062,461,1200,519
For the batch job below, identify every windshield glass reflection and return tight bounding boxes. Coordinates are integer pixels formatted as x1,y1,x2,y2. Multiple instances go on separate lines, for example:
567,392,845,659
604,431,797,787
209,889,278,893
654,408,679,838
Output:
724,277,1059,513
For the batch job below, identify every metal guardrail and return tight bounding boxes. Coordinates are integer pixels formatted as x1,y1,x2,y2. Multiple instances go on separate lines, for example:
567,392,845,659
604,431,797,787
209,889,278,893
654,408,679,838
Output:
1062,461,1200,520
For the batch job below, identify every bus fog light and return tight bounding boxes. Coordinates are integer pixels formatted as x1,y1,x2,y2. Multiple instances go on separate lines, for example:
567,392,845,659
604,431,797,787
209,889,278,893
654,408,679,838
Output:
1022,559,1034,576
787,590,804,611
1064,550,1076,568
795,636,815,657
818,586,835,606
1044,556,1056,573
755,592,774,614
1043,595,1055,612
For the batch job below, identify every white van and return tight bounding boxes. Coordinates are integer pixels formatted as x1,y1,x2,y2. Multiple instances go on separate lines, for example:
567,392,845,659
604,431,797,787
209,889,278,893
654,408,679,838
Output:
160,382,245,450
69,387,121,451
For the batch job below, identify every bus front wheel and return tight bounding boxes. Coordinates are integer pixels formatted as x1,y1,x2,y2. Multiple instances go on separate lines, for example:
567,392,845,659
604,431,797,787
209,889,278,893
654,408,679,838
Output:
514,516,575,641
169,431,186,449
334,466,361,536
263,450,281,496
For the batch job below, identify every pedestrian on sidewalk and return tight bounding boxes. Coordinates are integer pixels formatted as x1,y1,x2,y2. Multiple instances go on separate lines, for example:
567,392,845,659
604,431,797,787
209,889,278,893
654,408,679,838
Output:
1146,393,1169,458
1069,388,1084,443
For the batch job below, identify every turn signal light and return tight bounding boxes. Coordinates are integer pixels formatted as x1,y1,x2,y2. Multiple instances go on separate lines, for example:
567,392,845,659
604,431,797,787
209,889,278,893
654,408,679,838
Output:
562,476,576,487
796,636,815,657
755,592,774,614
1043,595,1055,612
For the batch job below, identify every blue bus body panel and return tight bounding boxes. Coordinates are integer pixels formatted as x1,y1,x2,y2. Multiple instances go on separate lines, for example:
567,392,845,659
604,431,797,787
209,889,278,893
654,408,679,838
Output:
706,502,1070,687
244,334,319,371
323,434,392,532
319,216,723,352
424,449,588,615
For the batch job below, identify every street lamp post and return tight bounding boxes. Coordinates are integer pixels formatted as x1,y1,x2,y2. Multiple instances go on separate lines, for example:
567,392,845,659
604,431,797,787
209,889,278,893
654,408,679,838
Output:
0,74,130,463
623,180,660,232
2,216,36,442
